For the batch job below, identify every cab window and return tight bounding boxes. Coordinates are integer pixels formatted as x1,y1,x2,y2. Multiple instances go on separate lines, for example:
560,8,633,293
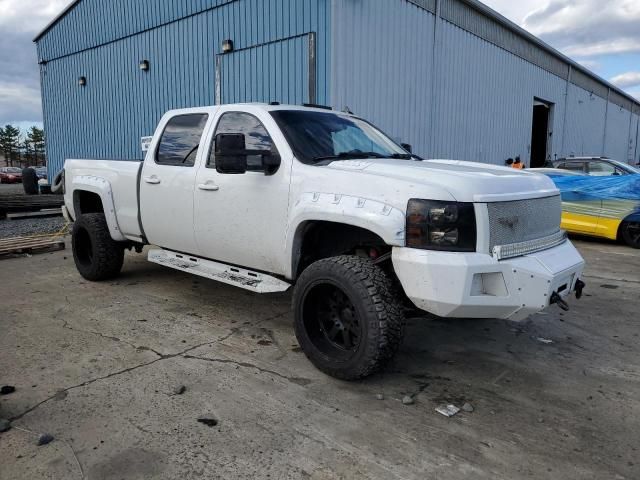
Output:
558,162,585,173
588,161,616,176
208,112,277,171
156,114,208,167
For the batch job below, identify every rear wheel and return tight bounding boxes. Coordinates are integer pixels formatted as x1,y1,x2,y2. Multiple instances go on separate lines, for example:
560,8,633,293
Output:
293,256,404,380
72,213,125,281
621,221,640,249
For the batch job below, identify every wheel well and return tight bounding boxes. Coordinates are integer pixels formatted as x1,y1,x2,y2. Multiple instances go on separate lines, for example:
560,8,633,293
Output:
293,221,390,279
73,190,104,216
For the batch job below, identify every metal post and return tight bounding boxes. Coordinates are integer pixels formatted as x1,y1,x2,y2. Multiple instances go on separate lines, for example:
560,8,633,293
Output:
602,87,610,155
560,65,571,156
215,54,222,105
428,0,441,158
308,32,317,105
635,108,640,164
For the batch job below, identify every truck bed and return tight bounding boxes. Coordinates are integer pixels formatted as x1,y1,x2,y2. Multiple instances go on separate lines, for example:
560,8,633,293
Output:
64,159,143,240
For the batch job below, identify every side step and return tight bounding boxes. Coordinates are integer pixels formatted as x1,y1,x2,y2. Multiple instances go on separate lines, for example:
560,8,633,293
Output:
147,249,290,294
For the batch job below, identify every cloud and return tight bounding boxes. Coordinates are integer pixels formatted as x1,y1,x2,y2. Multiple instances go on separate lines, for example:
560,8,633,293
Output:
522,0,640,58
0,0,68,33
610,72,640,89
0,0,67,125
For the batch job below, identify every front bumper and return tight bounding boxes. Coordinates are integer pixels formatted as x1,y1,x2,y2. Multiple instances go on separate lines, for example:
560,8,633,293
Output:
392,240,585,321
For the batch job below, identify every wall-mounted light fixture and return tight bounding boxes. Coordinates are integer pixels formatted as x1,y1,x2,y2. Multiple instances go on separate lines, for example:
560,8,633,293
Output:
139,60,150,72
78,76,87,86
222,39,234,54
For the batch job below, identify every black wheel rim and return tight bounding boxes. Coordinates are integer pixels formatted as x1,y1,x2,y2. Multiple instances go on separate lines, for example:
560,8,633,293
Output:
626,223,640,247
74,228,94,267
302,282,362,360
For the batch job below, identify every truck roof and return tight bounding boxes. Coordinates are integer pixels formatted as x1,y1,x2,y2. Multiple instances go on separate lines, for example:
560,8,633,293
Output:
165,103,349,116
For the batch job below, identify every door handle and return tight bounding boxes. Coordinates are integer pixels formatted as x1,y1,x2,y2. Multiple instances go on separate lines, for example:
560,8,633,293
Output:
198,183,220,191
143,176,161,185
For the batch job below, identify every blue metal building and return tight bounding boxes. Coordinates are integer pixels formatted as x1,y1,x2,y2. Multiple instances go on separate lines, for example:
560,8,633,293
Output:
35,0,640,180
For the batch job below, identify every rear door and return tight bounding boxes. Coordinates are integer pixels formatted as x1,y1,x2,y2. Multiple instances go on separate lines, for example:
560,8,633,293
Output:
140,112,210,253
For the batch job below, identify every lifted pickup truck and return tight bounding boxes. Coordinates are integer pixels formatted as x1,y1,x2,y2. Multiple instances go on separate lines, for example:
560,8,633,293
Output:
60,103,585,379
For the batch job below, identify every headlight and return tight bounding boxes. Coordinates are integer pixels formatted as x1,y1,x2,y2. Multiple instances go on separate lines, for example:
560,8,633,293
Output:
406,199,477,251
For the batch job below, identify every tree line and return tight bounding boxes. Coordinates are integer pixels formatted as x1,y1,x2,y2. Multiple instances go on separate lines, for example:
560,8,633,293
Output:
0,125,46,167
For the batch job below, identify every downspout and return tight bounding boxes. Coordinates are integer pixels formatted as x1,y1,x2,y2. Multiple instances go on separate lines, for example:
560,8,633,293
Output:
427,0,441,159
560,65,572,156
602,87,610,156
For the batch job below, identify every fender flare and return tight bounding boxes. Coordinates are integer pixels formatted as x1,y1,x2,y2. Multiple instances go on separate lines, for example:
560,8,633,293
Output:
285,192,406,278
71,175,127,241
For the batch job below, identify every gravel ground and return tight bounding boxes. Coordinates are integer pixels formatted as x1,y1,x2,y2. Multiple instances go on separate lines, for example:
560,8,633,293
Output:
0,183,67,239
0,216,68,239
0,183,26,196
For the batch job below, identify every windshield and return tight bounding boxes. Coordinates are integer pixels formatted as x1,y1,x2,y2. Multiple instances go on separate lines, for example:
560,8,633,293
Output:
270,110,411,164
608,159,640,174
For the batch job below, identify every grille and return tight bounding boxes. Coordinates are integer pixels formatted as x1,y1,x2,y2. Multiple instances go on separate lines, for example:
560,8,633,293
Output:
487,195,562,254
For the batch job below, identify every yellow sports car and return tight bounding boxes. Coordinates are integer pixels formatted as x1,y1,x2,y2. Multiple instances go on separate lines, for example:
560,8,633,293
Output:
549,175,640,248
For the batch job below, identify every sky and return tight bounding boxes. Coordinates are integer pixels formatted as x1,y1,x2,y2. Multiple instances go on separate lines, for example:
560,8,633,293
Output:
0,0,639,129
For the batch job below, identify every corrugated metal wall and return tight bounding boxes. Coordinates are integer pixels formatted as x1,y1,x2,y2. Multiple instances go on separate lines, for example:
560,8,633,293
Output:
563,85,608,157
430,21,568,163
38,0,640,176
37,0,330,179
331,0,640,166
330,0,436,155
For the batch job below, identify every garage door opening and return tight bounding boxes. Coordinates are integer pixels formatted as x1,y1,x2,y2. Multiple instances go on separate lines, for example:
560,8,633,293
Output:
530,99,553,168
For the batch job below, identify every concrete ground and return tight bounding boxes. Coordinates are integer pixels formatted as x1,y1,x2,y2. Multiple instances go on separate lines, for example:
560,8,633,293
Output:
1,238,638,479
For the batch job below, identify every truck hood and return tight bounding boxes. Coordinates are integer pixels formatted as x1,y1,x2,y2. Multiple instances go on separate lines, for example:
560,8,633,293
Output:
323,158,559,202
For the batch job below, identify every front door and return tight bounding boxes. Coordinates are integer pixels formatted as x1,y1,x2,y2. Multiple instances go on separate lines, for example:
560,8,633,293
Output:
193,109,291,275
140,112,210,254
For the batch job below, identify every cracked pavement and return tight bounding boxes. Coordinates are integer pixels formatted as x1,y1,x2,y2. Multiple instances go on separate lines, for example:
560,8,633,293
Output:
1,239,640,479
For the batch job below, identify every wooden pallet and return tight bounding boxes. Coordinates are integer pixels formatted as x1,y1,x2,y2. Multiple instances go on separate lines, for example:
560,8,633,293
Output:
0,235,65,257
6,209,63,220
0,194,64,218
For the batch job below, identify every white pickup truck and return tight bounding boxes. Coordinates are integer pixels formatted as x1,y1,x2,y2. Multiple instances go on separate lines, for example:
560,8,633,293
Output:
60,103,585,379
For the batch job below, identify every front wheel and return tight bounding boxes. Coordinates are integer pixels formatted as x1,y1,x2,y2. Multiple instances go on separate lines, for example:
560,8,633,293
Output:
72,213,125,281
293,256,405,380
621,221,640,249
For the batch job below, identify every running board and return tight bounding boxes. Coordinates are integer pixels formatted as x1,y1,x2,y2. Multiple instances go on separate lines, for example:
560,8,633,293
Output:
147,249,290,293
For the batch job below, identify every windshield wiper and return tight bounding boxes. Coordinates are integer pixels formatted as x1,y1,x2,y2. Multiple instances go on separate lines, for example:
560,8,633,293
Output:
312,151,387,162
389,153,424,160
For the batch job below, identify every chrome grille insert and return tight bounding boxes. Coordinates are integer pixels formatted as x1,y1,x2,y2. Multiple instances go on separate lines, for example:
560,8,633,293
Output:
487,195,562,257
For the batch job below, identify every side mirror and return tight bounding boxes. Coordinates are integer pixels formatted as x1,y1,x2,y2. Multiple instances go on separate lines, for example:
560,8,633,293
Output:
215,133,247,174
262,151,281,176
401,143,412,153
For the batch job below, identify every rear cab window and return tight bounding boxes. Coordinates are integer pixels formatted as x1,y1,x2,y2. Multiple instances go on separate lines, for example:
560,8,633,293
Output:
156,114,209,167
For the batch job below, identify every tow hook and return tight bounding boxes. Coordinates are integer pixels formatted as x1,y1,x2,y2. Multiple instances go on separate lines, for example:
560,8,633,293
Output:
550,291,570,311
574,279,586,299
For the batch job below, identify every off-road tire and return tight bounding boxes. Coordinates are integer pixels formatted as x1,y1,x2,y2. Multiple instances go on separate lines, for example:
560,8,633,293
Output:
72,213,124,281
293,255,405,380
621,221,640,249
